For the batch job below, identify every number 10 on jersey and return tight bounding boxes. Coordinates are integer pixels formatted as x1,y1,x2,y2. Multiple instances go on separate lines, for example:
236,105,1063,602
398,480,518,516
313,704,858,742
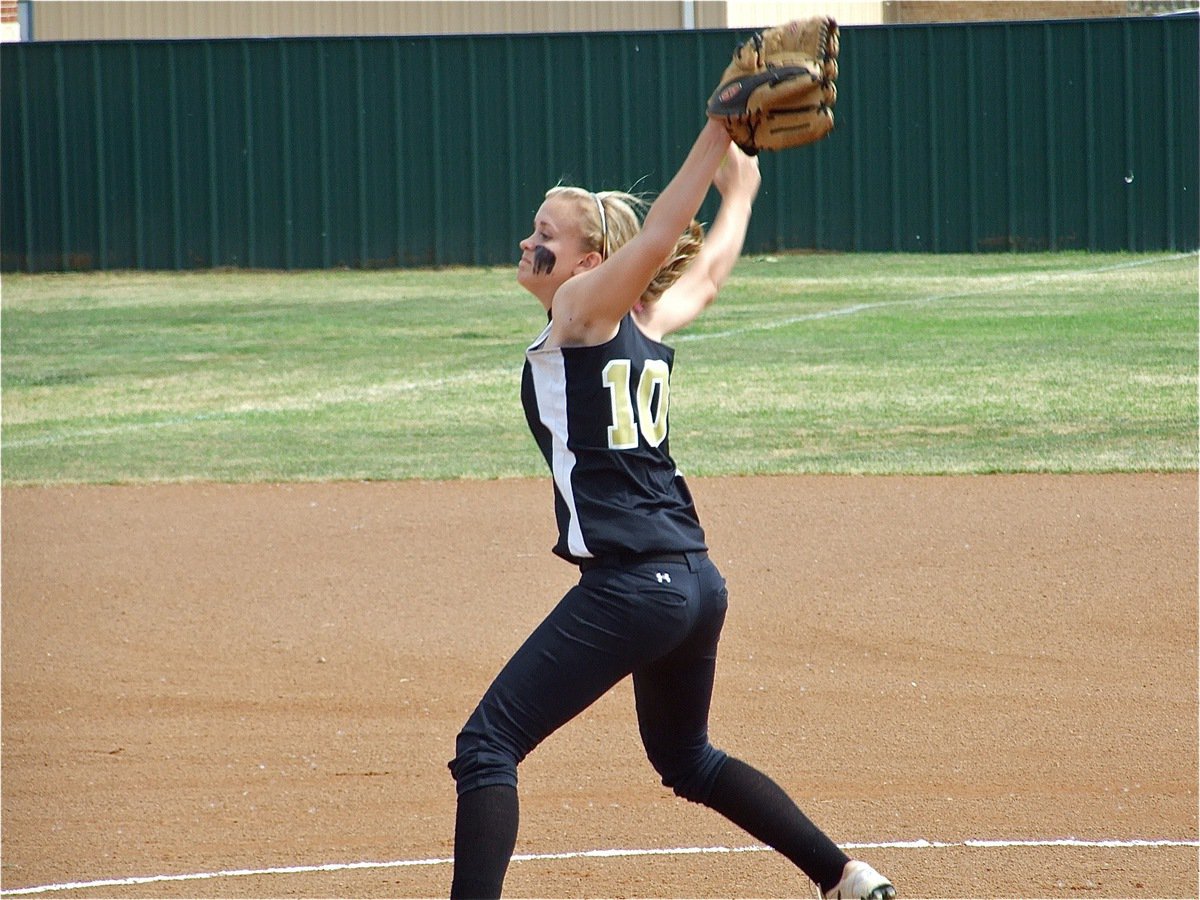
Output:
602,359,670,450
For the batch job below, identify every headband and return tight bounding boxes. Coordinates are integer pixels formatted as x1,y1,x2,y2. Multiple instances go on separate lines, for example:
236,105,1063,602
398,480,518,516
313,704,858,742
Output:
592,192,608,260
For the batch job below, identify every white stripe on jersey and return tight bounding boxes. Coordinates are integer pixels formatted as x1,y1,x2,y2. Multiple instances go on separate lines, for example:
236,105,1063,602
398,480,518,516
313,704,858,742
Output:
526,325,589,558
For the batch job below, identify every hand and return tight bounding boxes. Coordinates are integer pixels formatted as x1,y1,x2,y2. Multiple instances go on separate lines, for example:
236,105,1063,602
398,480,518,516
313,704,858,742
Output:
713,146,762,202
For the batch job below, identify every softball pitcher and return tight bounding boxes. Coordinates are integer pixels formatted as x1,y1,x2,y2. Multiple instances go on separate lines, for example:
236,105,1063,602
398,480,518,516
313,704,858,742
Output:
446,123,894,900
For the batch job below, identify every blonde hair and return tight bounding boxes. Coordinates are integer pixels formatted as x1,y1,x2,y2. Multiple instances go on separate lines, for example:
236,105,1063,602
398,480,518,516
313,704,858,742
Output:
545,185,705,307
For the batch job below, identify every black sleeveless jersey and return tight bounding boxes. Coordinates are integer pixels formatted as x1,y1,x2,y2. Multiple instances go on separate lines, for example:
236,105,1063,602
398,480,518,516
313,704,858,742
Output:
521,314,708,564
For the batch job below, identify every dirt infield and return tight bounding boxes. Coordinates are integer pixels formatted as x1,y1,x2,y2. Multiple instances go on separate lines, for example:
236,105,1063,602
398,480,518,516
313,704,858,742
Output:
2,474,1197,899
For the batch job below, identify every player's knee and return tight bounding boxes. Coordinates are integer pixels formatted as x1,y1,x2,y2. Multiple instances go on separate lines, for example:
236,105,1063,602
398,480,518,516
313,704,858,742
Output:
645,742,728,803
447,718,520,796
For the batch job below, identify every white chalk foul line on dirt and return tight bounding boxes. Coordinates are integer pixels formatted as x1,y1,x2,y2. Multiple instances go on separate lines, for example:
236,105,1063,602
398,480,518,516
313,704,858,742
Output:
3,838,1196,896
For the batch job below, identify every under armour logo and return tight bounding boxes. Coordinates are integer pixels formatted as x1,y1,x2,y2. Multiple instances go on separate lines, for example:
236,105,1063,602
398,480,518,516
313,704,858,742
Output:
655,572,671,583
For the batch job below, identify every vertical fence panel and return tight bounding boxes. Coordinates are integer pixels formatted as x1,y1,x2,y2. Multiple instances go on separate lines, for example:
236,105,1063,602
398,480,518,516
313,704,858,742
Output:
470,35,518,266
392,38,437,267
429,36,468,267
932,25,971,251
357,39,396,268
1167,15,1199,252
504,35,549,251
817,26,859,251
18,46,66,271
969,25,1010,250
1050,26,1087,249
248,40,282,267
1125,20,1161,251
136,44,175,267
1,50,23,267
838,26,893,252
897,26,939,251
1010,23,1051,250
208,41,247,265
56,43,95,268
281,40,320,268
1,16,1196,272
100,43,137,267
1088,21,1128,251
88,45,109,267
321,40,361,268
167,42,209,268
1041,24,1059,250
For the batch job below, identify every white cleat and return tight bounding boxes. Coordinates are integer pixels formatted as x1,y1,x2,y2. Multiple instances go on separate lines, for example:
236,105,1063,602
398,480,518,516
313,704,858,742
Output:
823,860,896,900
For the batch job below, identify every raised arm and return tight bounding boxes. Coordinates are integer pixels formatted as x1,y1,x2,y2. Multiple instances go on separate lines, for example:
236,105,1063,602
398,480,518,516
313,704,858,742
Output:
549,120,732,346
637,145,762,340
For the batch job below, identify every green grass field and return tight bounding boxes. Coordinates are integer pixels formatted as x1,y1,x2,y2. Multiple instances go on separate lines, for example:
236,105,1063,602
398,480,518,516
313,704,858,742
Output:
2,252,1196,485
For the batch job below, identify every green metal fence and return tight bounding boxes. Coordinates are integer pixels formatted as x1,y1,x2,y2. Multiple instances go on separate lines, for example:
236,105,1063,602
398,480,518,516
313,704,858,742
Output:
2,15,1196,272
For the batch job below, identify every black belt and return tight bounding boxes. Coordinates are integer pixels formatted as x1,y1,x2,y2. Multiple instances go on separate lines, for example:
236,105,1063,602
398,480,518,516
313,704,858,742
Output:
579,550,707,573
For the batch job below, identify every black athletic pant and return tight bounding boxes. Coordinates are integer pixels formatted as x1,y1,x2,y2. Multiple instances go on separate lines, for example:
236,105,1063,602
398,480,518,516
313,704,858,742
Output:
448,553,848,897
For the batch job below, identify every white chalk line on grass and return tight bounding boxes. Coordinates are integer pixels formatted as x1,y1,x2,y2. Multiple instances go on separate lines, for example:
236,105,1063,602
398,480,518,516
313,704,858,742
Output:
2,838,1196,896
675,250,1198,342
2,368,514,450
6,252,1195,451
